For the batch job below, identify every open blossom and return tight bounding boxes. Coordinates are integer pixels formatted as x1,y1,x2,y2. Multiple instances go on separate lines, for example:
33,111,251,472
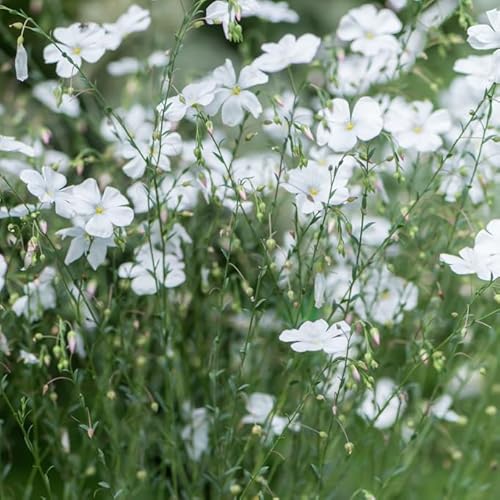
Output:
279,319,350,355
254,33,321,73
57,223,116,270
317,97,383,152
33,81,80,117
241,393,299,437
205,59,268,127
205,0,257,40
355,266,418,325
384,98,451,152
71,179,134,238
205,0,298,41
12,267,57,321
357,378,406,429
102,5,151,50
0,135,34,157
440,219,500,281
467,9,500,51
20,167,72,217
157,80,216,122
337,4,402,56
118,246,186,295
284,164,350,214
43,23,107,78
181,406,209,461
428,394,462,423
453,53,500,88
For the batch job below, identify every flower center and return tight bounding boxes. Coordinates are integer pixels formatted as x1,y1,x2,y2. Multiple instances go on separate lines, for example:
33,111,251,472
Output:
346,121,354,131
365,31,375,40
413,126,423,134
308,187,319,198
95,206,105,215
381,289,391,300
232,85,241,95
72,47,82,55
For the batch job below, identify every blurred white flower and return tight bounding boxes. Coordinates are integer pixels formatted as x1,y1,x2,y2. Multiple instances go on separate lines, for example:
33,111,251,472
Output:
384,98,451,152
358,378,406,429
317,97,383,152
0,135,34,157
467,9,500,50
103,5,151,51
181,406,209,461
337,4,402,56
254,33,321,73
279,319,350,355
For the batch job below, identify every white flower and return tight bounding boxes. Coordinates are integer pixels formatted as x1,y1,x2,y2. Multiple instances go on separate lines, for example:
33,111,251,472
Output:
102,5,151,51
0,254,7,291
20,167,72,216
57,223,116,270
71,179,134,238
249,0,298,23
107,57,140,76
43,22,107,78
120,129,183,179
284,164,350,214
337,4,402,56
181,406,209,461
206,59,268,127
118,246,186,295
357,378,406,429
384,98,451,152
263,91,313,141
429,394,462,423
440,219,500,281
316,97,383,152
254,33,321,73
454,52,500,89
241,392,299,437
157,80,217,122
0,135,34,157
279,319,350,355
19,350,39,365
32,81,80,117
15,37,29,82
205,0,257,40
467,9,500,50
12,267,57,321
355,266,418,325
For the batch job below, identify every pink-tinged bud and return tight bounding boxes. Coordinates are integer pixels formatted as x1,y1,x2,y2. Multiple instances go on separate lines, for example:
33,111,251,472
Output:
86,280,97,298
370,327,380,347
39,220,48,234
238,188,247,201
302,125,314,142
40,128,52,145
332,404,337,416
67,331,77,354
235,6,242,22
87,427,94,439
351,365,361,384
273,94,285,107
42,384,49,395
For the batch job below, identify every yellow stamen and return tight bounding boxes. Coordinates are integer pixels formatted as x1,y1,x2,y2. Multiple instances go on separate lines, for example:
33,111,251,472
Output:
346,121,354,131
72,47,82,55
232,85,241,95
95,206,104,215
413,126,423,134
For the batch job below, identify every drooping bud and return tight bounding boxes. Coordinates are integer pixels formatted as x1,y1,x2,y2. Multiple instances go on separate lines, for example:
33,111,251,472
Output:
15,36,28,82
